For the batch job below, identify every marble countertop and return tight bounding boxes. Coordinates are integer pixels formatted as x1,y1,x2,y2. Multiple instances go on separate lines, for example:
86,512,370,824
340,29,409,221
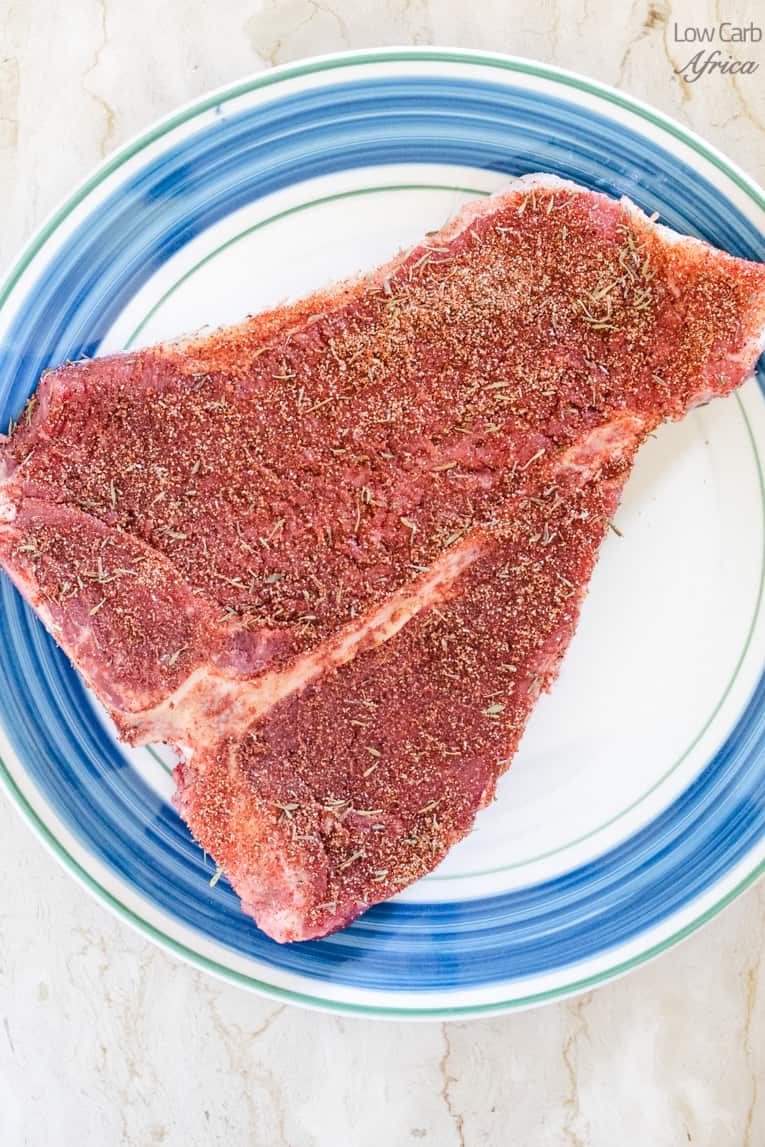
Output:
1,2,764,1144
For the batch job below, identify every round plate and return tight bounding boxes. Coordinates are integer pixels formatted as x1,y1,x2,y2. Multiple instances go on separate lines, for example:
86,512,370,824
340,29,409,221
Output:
1,48,765,1019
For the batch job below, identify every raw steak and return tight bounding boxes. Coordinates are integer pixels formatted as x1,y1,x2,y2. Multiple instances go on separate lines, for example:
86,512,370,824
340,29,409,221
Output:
2,174,765,941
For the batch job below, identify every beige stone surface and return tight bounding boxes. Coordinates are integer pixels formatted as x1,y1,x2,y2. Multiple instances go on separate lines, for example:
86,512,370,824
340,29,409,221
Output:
0,2,763,1143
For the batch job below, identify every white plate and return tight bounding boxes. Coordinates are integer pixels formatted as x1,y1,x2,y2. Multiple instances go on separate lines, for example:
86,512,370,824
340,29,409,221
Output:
1,48,764,1018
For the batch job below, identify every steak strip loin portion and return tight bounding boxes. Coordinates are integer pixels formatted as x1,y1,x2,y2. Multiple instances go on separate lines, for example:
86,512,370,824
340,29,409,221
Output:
2,174,765,940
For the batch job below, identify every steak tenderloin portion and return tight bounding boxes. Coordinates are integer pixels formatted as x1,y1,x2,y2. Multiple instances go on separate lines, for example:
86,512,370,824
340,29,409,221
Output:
2,174,765,941
177,436,638,940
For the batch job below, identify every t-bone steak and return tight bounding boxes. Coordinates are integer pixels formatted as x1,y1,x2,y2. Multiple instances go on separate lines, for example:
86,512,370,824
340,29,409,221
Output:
2,174,765,941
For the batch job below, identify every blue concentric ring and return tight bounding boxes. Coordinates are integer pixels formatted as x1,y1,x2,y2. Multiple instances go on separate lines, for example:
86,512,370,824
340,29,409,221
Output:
2,64,765,1001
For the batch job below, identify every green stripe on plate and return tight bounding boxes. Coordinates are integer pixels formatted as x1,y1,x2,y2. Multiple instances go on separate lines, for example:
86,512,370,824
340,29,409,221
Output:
1,48,764,1018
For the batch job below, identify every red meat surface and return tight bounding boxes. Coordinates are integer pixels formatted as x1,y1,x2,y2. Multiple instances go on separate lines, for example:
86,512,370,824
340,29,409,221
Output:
2,174,765,940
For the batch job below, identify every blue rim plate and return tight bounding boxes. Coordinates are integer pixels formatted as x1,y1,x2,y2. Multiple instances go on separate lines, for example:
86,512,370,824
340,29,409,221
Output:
2,48,765,1018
